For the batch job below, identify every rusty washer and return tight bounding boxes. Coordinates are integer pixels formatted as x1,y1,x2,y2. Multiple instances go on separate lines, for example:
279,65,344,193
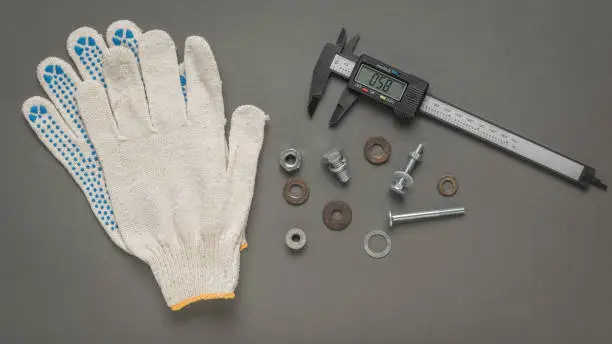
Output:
283,178,310,205
322,201,352,230
437,175,459,197
363,137,392,165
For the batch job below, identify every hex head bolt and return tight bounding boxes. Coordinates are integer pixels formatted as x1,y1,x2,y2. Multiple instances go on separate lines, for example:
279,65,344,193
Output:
323,148,350,184
387,207,466,228
390,143,424,195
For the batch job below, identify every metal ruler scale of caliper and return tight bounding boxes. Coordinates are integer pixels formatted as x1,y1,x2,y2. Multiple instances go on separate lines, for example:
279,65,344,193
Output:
308,29,607,191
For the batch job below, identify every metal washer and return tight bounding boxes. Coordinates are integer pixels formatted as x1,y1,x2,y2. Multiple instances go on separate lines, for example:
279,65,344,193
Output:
285,228,307,251
322,201,352,230
363,137,392,165
364,230,391,259
283,178,310,205
437,175,459,197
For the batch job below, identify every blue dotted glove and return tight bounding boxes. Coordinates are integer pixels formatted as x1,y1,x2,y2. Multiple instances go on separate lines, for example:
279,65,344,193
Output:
21,20,182,252
22,20,242,254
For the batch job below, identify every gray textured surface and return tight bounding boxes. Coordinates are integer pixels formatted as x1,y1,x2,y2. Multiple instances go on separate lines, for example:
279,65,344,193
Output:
1,1,611,343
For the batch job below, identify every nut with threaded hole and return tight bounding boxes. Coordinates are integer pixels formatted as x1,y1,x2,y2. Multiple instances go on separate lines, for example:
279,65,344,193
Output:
322,148,350,184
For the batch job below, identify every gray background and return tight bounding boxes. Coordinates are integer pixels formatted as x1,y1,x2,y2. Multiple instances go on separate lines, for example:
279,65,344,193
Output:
1,0,611,343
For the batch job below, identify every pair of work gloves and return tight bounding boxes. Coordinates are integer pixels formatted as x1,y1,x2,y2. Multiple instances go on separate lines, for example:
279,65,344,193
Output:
22,20,268,311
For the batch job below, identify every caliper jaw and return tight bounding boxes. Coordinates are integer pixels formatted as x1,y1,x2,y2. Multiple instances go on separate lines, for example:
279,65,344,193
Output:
307,28,360,118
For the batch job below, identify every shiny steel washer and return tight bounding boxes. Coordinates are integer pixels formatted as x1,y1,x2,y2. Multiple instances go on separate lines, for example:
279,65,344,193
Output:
364,230,391,259
285,228,307,251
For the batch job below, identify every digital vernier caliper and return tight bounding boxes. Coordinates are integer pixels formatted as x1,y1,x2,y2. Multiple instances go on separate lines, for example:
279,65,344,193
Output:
307,28,607,191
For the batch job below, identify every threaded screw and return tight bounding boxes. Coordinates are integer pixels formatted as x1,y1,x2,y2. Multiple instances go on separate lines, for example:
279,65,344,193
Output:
390,143,424,195
323,148,350,184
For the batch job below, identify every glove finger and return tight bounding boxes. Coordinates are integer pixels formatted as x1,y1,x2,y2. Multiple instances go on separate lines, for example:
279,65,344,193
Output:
184,37,227,172
223,105,268,241
185,36,224,115
77,80,121,144
180,55,247,250
67,27,108,84
103,47,153,138
106,20,142,61
139,30,187,131
37,57,85,137
22,97,128,252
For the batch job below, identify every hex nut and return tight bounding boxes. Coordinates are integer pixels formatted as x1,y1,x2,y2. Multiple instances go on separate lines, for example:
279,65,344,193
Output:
280,148,301,173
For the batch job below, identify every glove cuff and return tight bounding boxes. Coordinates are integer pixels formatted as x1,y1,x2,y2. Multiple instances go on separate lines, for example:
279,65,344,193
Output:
147,234,241,311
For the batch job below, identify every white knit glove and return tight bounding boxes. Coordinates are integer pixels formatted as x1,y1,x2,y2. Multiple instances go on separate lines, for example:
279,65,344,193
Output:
22,20,251,256
77,30,267,310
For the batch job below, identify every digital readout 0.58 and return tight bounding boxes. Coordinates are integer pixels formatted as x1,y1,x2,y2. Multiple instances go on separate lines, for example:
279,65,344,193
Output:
354,64,407,100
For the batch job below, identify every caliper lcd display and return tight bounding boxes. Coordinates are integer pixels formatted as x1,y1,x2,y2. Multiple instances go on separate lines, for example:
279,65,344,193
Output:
355,64,407,100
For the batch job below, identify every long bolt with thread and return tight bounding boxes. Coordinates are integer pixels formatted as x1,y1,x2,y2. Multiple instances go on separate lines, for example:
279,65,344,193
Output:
390,143,424,195
387,207,466,228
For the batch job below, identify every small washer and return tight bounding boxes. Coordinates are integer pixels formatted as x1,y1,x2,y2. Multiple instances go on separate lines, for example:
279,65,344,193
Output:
322,201,352,230
285,228,307,251
364,230,391,259
437,175,459,197
363,137,392,165
283,178,310,205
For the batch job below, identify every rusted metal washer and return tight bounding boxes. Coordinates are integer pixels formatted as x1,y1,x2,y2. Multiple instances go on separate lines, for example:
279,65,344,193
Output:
283,178,309,205
437,175,459,197
363,137,392,165
322,201,352,230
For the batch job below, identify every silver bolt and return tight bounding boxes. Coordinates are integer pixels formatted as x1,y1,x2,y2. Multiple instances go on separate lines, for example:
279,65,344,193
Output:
390,143,424,195
323,148,350,184
387,207,466,228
